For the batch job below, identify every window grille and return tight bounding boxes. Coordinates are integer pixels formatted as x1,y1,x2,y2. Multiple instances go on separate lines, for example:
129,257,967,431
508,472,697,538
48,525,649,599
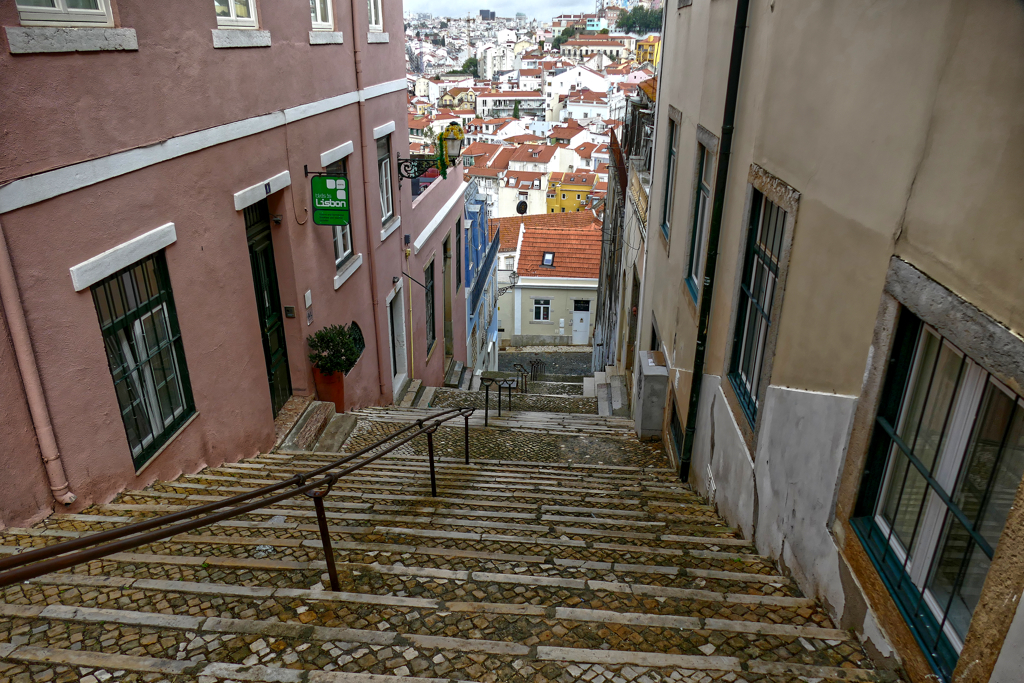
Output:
91,252,195,470
853,311,1024,682
728,190,786,424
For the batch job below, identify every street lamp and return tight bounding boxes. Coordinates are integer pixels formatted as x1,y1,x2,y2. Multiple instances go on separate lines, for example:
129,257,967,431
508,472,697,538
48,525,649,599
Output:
397,123,466,183
497,270,519,297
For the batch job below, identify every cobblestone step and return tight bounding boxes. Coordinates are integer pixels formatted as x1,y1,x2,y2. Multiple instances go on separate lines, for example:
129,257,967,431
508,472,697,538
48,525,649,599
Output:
0,411,898,683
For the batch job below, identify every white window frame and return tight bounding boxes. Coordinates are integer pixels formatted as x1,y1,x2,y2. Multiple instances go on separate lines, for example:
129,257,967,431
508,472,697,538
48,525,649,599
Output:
334,224,353,268
16,0,113,27
533,299,551,321
310,0,333,30
367,0,383,31
214,0,258,29
377,135,394,223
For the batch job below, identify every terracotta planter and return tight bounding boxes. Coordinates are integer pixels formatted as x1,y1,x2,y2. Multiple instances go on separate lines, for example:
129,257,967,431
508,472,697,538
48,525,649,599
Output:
312,367,345,413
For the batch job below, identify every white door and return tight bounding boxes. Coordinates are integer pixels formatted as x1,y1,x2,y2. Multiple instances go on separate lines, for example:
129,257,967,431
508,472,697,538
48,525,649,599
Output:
572,300,591,345
387,283,408,398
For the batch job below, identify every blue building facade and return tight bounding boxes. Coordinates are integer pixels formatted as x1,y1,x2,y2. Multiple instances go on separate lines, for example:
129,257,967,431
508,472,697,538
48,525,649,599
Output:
463,179,499,372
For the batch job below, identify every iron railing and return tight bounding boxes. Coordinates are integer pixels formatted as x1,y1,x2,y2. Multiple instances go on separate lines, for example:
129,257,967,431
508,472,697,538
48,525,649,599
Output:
0,407,475,593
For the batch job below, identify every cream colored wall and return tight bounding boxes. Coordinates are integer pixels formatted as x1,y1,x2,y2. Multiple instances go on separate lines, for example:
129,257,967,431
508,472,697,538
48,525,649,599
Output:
520,285,596,339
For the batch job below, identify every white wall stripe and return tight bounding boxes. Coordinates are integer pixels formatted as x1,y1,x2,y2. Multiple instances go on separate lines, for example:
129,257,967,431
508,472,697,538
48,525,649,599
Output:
233,171,291,211
69,223,176,292
320,141,354,168
0,78,407,215
372,121,396,139
413,181,468,254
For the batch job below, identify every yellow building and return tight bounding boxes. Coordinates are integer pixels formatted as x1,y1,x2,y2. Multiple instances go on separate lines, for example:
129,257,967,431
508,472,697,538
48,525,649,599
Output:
636,35,661,68
546,172,598,213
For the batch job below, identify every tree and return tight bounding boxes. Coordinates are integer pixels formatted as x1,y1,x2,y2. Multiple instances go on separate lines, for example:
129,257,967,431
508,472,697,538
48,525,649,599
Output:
599,28,609,34
616,7,662,34
552,26,578,51
461,57,480,78
512,100,521,119
439,20,448,29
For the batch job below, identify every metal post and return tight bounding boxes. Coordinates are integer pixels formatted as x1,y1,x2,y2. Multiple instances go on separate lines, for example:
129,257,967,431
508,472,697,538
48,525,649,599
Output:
427,430,437,497
484,384,490,427
497,383,502,417
311,491,340,592
464,414,470,465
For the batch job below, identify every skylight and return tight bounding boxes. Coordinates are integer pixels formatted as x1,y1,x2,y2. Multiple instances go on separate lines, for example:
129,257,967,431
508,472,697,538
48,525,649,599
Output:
542,252,554,266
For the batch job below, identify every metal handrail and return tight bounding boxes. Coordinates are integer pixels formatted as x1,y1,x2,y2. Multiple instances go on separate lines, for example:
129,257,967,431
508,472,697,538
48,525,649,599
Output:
0,407,475,591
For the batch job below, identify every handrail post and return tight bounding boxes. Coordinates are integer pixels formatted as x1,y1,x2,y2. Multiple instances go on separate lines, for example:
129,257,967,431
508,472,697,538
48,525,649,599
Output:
484,383,490,427
310,489,340,592
464,413,470,465
427,429,437,497
497,383,502,417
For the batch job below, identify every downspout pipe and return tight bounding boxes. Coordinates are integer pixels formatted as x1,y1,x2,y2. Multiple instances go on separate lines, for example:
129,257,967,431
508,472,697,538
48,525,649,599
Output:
348,0,387,399
0,219,76,506
680,0,751,482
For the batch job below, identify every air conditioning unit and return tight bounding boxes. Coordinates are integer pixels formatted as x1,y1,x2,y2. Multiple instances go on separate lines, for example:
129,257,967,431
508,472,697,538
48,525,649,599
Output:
634,350,668,440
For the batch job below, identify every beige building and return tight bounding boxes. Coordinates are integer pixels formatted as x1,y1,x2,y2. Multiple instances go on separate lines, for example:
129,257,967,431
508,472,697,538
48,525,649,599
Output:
617,1,1024,682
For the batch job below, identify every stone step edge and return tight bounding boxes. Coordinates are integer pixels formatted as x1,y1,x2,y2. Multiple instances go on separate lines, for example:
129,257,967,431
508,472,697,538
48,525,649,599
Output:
32,564,805,608
12,520,763,572
49,546,788,589
0,638,891,683
0,642,467,683
0,602,851,656
0,633,888,683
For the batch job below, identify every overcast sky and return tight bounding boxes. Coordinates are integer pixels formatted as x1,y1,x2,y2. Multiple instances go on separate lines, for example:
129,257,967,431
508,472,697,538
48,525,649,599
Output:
403,0,595,23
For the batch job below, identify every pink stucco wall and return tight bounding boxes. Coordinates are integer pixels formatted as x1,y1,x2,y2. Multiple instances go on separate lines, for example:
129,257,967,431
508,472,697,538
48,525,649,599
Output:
0,0,463,526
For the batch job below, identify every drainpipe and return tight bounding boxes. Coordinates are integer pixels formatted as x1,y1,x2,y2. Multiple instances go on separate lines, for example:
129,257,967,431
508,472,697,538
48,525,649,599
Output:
0,219,76,506
349,0,387,398
679,0,751,482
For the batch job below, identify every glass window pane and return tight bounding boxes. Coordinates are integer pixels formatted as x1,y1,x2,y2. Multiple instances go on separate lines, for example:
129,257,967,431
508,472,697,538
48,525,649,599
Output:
234,0,251,19
702,147,713,187
17,0,58,7
310,0,318,21
66,0,100,8
319,0,330,22
214,0,230,17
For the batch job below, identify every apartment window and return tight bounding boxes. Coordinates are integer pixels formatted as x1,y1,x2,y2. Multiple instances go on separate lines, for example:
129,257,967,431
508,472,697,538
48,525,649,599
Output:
576,193,581,200
310,0,333,29
533,298,551,321
464,156,475,167
728,190,786,425
561,193,566,199
91,253,195,471
377,136,394,223
214,0,257,28
686,144,714,300
542,252,554,266
853,312,1024,682
326,160,352,268
424,259,436,353
455,219,462,291
367,0,383,30
661,118,679,241
16,0,113,26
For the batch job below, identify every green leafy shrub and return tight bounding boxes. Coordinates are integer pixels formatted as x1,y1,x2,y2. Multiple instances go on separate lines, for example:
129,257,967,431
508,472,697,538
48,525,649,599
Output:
307,323,365,376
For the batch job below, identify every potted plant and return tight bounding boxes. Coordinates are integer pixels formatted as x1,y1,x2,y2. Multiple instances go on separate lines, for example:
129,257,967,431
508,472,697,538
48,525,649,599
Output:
307,323,362,412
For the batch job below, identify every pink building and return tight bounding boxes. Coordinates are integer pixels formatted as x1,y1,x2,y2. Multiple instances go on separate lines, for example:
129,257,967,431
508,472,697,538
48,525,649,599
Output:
0,0,471,527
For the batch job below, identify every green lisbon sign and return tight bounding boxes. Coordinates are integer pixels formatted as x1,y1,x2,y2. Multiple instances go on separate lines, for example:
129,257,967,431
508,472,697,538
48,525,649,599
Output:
311,175,350,226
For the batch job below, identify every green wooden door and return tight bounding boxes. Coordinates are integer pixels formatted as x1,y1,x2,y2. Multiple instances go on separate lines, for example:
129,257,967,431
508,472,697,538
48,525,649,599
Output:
245,201,291,417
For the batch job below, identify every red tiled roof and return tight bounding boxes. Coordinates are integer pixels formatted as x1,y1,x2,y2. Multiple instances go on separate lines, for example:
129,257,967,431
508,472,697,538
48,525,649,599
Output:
488,212,599,254
517,222,602,279
503,171,544,189
519,68,542,76
595,163,610,174
466,167,503,178
462,142,501,160
574,142,598,159
488,147,516,170
550,171,597,187
478,91,543,99
639,76,658,102
510,145,557,164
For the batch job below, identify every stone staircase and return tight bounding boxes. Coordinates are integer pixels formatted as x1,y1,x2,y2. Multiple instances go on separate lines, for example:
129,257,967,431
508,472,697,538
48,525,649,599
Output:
0,406,897,683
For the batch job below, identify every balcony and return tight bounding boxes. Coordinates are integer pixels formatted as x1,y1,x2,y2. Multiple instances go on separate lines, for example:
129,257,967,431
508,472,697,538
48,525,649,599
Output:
628,157,651,226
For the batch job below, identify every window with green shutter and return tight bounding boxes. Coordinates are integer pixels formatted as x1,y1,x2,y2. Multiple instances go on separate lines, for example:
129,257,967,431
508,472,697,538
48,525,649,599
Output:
91,252,195,470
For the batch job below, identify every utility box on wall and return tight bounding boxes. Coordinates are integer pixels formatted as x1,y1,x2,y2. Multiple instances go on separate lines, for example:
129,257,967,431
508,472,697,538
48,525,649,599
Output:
634,350,668,440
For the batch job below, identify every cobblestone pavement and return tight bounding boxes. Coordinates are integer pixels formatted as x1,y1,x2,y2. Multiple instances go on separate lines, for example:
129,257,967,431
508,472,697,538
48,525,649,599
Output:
499,351,594,377
431,388,598,415
0,406,900,683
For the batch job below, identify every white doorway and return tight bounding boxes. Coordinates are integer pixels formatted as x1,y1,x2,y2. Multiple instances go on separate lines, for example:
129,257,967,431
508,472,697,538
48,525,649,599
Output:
386,281,408,399
572,299,591,345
